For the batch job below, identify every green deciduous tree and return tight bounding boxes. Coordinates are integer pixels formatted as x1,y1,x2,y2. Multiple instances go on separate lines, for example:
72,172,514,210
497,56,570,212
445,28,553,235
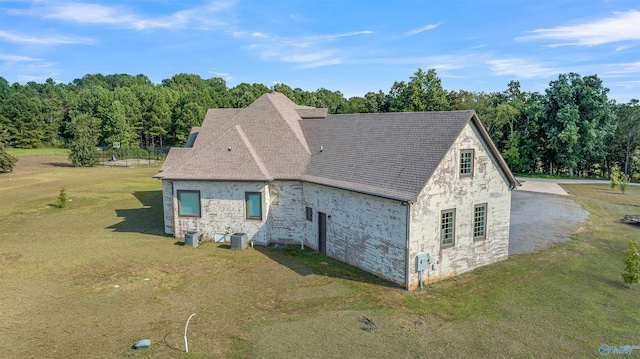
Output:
99,100,136,147
610,164,621,190
542,73,616,176
68,113,101,167
614,99,640,177
388,69,449,112
363,91,388,113
622,240,640,288
228,83,270,108
405,68,449,111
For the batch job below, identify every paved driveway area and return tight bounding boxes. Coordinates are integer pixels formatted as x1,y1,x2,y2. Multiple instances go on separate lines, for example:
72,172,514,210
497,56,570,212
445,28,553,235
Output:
509,178,590,255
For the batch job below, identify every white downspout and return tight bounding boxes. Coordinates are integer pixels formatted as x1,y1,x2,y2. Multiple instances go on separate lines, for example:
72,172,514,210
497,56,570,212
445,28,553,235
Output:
404,201,411,290
170,181,175,237
301,181,305,250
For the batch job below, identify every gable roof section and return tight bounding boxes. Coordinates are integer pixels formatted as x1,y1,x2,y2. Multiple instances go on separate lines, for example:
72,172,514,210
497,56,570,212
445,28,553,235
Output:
301,111,477,201
156,93,519,201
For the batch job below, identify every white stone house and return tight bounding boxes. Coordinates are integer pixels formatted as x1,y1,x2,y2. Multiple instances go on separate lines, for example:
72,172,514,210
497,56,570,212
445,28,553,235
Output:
155,92,519,290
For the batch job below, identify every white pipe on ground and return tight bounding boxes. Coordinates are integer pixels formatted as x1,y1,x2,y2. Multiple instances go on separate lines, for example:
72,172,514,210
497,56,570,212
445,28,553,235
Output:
184,313,196,353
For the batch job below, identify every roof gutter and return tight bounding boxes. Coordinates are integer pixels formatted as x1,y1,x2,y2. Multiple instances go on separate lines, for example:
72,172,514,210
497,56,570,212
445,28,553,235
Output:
153,177,273,182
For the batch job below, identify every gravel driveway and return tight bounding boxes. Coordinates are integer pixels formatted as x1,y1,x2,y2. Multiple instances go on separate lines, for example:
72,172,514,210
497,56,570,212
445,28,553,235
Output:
509,179,590,255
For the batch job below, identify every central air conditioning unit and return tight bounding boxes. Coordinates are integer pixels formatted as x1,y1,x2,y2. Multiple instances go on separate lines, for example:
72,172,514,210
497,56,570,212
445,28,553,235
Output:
230,233,247,249
184,231,199,248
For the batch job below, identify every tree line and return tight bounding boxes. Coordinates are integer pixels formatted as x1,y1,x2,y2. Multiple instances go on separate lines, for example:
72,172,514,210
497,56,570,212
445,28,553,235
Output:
0,70,639,178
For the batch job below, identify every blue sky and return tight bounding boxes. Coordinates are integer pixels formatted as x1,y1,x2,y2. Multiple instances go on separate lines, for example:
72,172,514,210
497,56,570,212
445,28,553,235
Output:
1,0,639,102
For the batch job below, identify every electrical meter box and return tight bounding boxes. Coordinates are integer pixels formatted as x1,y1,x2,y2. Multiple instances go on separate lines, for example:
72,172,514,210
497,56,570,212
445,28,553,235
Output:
416,253,431,272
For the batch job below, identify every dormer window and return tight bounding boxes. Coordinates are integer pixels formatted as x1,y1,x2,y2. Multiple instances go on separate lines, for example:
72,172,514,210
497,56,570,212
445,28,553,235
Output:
460,149,474,177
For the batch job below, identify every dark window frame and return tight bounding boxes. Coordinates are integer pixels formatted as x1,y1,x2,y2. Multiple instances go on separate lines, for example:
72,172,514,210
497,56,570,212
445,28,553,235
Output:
460,149,474,177
177,190,201,217
245,192,262,220
440,208,456,247
473,203,487,241
305,207,313,221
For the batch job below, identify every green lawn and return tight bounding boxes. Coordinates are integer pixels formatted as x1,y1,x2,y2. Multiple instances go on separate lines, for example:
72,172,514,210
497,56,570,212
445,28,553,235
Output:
0,154,638,358
6,147,69,157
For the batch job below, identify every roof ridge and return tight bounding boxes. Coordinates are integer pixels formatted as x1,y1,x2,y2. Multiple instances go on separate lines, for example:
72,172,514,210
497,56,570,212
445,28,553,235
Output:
266,93,312,154
235,124,272,180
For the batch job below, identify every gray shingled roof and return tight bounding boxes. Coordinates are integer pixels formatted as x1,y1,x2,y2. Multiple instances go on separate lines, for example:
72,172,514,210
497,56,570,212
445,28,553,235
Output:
156,92,518,202
301,111,475,201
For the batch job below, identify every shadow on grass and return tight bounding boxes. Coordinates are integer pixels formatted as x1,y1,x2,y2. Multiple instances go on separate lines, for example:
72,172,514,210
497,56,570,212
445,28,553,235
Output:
44,161,74,167
107,190,167,236
255,245,401,289
163,332,183,352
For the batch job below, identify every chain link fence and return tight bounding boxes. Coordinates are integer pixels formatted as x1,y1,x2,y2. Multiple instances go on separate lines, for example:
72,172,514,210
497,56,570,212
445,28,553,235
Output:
97,145,170,166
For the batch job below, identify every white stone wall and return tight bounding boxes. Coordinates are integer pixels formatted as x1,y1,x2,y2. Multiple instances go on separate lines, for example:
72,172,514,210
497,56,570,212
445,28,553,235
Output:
408,122,511,289
168,180,270,243
302,183,408,286
161,180,174,235
267,181,305,244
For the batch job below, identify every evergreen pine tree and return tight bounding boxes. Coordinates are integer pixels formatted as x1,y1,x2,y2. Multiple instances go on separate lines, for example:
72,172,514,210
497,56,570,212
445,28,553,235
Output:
0,144,17,173
56,187,68,208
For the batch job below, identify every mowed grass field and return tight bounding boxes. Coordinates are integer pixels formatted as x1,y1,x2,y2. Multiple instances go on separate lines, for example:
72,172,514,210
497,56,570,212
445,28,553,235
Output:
1,153,639,358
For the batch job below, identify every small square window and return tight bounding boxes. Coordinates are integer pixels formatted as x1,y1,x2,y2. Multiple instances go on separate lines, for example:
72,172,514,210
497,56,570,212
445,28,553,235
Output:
178,190,200,217
474,204,487,240
460,149,474,177
305,207,313,221
441,209,456,247
245,192,262,220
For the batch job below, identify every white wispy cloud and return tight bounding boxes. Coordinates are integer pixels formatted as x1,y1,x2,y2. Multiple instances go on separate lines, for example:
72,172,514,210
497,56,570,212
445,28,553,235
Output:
406,23,441,36
0,54,41,62
366,53,487,71
235,30,372,68
612,80,640,88
259,47,343,68
12,0,235,30
307,31,374,41
487,58,563,78
592,62,640,78
0,29,93,45
467,44,486,50
517,9,640,46
2,61,59,83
